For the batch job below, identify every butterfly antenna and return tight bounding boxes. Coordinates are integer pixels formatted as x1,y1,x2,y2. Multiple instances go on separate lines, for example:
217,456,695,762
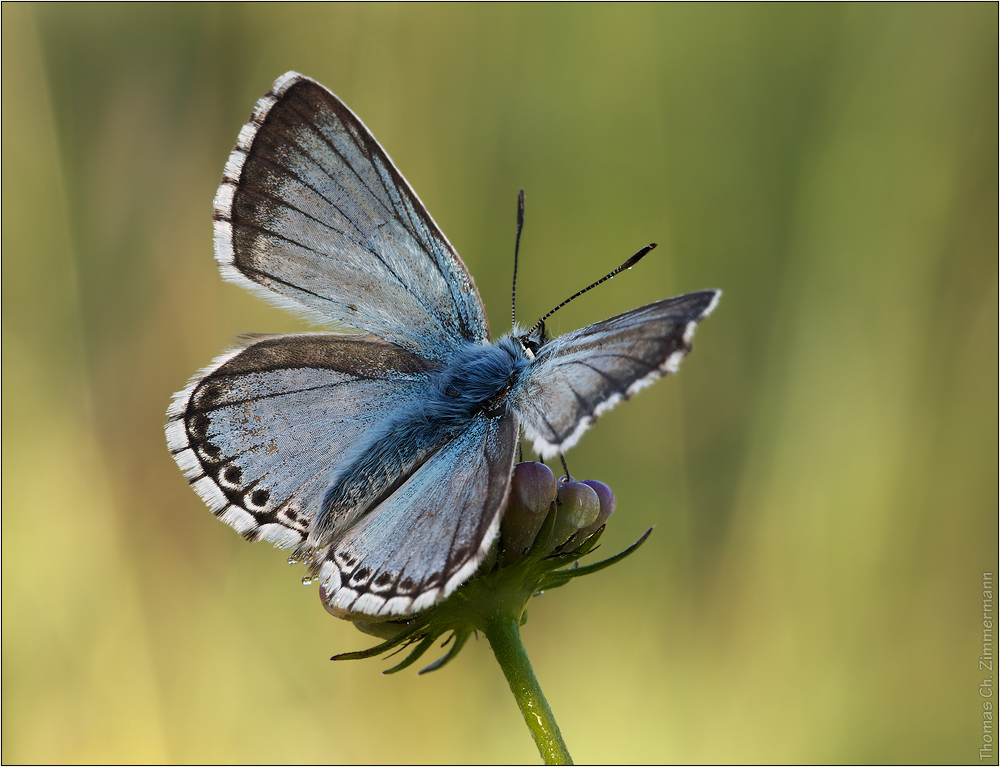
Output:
511,189,525,330
526,243,657,336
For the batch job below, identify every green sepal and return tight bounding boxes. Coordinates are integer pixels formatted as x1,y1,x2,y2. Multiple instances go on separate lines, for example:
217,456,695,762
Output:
330,620,423,662
418,628,473,675
542,528,652,590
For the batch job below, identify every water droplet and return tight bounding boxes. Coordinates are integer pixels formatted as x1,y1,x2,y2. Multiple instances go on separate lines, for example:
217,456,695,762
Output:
287,554,300,565
302,576,314,586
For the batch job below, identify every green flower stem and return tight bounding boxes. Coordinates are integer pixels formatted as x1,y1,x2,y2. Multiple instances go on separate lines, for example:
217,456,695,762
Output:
483,613,573,765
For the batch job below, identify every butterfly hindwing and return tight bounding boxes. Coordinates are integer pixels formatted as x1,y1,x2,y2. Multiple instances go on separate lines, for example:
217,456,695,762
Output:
512,290,720,459
213,72,489,360
319,409,519,616
166,333,435,547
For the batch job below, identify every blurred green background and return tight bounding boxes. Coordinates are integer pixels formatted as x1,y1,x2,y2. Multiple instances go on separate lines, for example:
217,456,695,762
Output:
3,3,996,763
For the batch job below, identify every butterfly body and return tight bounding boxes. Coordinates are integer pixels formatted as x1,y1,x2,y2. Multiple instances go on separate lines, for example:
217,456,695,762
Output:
311,337,527,551
167,72,719,617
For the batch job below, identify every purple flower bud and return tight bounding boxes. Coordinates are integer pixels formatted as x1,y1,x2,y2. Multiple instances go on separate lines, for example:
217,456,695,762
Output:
552,479,600,548
575,480,616,541
501,462,557,565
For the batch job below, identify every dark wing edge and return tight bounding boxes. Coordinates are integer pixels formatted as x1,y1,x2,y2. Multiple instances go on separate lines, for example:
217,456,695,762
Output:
165,343,296,543
317,412,519,617
211,71,489,349
515,289,721,459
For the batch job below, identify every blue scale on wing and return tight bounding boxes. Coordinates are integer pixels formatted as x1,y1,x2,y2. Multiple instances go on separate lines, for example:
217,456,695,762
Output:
308,339,527,548
511,291,719,459
174,334,435,545
222,77,489,360
320,412,518,616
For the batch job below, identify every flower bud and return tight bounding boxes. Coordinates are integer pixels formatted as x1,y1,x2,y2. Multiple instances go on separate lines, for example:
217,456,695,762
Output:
551,479,600,548
574,479,616,542
500,462,557,564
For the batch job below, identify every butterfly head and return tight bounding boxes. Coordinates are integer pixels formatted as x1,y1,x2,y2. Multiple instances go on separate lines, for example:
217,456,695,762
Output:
515,322,549,361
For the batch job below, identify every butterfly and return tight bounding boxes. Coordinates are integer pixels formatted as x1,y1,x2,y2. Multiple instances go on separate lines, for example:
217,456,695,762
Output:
166,72,720,618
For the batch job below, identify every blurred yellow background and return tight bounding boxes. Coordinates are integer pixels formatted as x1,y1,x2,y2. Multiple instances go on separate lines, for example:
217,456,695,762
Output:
2,4,996,763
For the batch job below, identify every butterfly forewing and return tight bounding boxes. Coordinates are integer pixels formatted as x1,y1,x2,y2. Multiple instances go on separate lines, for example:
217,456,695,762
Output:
512,290,720,459
167,334,435,547
320,410,518,616
214,72,489,359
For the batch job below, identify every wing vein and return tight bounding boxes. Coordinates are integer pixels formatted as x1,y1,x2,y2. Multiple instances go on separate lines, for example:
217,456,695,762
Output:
240,125,456,337
184,378,395,413
233,158,440,316
281,91,402,232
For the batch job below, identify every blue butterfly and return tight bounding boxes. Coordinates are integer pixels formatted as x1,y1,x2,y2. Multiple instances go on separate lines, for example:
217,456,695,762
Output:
166,72,719,617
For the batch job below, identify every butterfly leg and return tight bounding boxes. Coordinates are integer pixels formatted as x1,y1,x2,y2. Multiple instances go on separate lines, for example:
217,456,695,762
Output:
559,454,572,481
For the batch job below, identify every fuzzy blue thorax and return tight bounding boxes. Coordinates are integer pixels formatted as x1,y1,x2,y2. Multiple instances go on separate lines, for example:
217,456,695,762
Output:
308,338,531,549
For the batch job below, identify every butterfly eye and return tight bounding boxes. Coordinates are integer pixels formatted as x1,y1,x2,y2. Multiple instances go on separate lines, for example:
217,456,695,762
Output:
518,324,548,359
